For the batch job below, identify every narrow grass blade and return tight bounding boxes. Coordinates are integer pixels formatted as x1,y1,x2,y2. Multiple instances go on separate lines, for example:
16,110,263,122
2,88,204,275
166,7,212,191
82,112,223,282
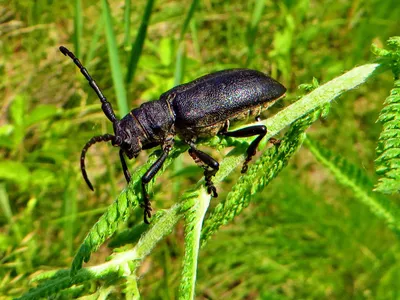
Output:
63,169,78,255
73,0,82,59
179,0,199,41
246,0,266,66
173,43,185,86
102,0,128,116
0,184,22,241
85,17,103,65
125,0,155,85
174,0,200,85
124,0,132,49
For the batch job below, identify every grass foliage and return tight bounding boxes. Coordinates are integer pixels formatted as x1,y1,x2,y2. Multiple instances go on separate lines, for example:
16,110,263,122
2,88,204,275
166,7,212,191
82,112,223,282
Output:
1,1,400,299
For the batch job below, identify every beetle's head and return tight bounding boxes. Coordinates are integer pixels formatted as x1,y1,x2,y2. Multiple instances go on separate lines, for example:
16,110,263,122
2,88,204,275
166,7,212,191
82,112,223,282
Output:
80,119,144,191
113,118,143,159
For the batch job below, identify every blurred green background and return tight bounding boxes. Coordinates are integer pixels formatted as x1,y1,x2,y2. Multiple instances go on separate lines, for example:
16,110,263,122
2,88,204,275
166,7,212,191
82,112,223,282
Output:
1,0,399,299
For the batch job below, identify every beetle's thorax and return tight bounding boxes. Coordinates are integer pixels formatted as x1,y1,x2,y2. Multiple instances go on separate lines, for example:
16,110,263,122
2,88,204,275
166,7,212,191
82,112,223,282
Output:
132,99,175,143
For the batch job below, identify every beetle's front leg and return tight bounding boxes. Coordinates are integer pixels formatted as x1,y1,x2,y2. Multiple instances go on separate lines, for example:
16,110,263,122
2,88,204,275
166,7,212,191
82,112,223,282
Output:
187,143,220,197
119,149,131,183
141,140,173,224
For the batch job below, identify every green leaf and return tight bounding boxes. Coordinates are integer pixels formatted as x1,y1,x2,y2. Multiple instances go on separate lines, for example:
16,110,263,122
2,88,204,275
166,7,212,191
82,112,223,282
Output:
159,38,173,67
305,137,400,235
31,169,57,189
375,79,400,193
0,124,14,136
179,189,210,298
10,94,26,127
0,161,30,189
0,125,14,149
25,105,59,127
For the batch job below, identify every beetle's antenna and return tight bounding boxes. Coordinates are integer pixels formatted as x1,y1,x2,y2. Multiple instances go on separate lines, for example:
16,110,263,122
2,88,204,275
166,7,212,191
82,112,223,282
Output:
81,134,119,191
59,46,118,123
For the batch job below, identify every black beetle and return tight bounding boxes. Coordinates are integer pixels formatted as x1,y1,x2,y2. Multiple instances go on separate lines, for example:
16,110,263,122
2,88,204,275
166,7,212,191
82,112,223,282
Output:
60,46,286,224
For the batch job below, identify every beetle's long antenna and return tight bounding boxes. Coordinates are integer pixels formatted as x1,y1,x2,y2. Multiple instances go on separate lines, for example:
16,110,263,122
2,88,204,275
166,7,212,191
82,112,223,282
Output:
59,46,118,123
81,134,118,191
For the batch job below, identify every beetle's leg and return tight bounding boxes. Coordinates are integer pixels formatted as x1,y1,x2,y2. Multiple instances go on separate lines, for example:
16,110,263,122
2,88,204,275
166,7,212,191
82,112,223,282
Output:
141,139,174,224
221,125,268,173
141,152,168,223
188,144,220,197
119,149,131,183
268,137,281,146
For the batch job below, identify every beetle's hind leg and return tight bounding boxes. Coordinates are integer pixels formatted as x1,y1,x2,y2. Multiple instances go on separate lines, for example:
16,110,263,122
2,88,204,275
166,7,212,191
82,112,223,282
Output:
221,125,272,173
187,143,219,197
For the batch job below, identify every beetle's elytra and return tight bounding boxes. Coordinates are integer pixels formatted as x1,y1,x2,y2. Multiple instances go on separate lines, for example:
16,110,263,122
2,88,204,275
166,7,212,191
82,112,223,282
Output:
59,46,286,224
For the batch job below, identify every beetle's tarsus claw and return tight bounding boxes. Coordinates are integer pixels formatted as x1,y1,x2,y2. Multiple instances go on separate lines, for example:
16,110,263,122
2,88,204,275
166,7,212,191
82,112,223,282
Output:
140,200,152,224
204,170,219,197
143,210,152,224
207,185,218,197
269,138,281,146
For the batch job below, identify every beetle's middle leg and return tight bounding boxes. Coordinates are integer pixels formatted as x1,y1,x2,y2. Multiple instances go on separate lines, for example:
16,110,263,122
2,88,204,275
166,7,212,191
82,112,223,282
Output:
187,142,219,197
221,125,270,173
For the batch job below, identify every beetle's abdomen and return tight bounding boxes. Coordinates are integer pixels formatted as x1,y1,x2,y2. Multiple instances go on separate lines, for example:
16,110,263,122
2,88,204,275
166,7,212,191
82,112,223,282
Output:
169,69,286,129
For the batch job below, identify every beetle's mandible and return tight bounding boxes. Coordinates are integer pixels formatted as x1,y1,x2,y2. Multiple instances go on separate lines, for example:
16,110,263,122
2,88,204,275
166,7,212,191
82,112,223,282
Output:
59,46,286,224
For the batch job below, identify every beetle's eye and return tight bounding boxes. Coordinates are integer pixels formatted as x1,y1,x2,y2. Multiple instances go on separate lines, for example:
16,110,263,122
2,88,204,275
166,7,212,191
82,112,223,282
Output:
167,92,176,102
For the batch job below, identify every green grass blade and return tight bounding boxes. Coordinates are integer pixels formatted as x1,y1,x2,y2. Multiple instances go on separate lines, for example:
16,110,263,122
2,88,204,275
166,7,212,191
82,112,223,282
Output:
174,43,185,86
174,0,200,85
246,0,266,66
189,19,200,59
124,0,131,49
125,0,155,85
102,0,128,116
63,169,78,255
73,0,82,59
0,183,22,241
85,17,103,65
179,0,199,41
